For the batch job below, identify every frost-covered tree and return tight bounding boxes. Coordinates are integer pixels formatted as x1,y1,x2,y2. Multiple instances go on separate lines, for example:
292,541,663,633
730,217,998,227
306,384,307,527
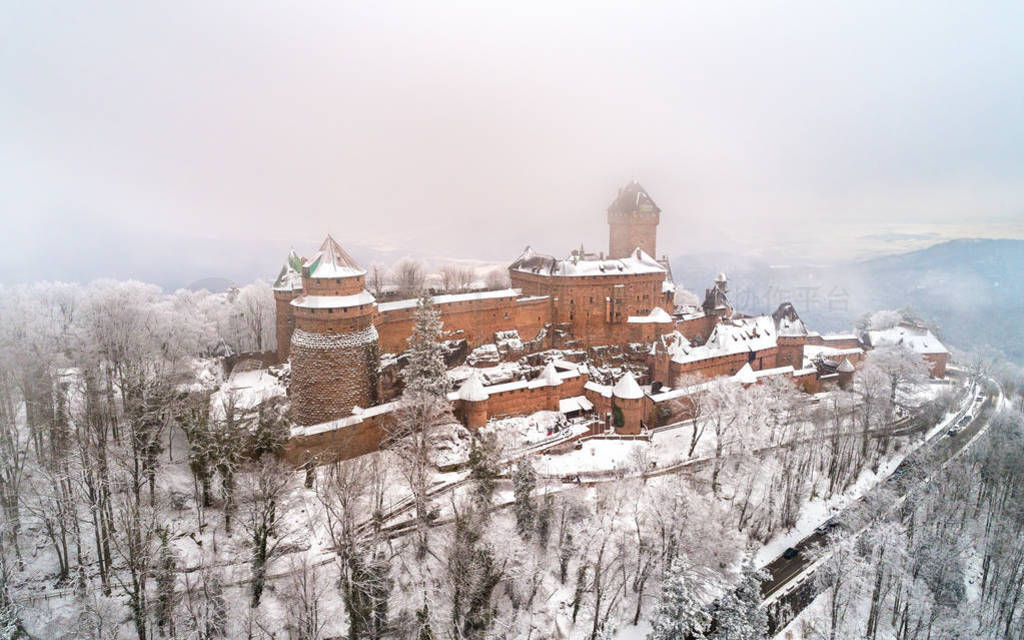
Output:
401,294,451,398
242,456,293,607
513,458,537,537
394,259,427,298
389,294,454,558
648,554,710,640
708,557,768,640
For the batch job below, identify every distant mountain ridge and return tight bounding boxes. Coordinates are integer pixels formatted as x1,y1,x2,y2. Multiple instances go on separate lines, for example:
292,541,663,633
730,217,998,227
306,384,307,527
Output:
671,238,1024,364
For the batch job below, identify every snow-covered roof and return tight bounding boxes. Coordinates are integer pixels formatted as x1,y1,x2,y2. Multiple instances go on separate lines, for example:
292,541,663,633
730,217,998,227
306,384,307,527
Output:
540,362,562,386
509,246,666,278
291,290,376,309
803,345,863,361
273,249,304,291
612,371,644,399
670,315,777,365
733,363,757,384
662,280,676,294
838,358,855,373
753,365,795,379
304,235,365,279
607,181,660,214
559,395,594,414
627,307,674,324
865,324,949,355
771,302,808,337
377,288,521,313
458,372,489,402
584,381,612,398
290,400,399,438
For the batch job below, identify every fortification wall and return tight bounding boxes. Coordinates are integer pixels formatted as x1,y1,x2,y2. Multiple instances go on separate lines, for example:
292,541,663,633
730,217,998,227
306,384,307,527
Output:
608,210,659,259
274,290,300,363
289,327,379,425
283,411,389,466
375,294,553,354
669,346,779,383
776,336,806,369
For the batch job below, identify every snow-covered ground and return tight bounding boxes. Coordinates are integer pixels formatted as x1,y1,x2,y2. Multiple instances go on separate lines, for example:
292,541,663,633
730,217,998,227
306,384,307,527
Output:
209,367,286,420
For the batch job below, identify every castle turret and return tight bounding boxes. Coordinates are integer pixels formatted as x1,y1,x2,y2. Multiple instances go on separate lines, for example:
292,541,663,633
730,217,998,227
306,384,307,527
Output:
607,181,660,259
289,235,379,426
540,361,563,412
458,372,489,430
837,357,855,390
272,249,304,363
612,371,644,434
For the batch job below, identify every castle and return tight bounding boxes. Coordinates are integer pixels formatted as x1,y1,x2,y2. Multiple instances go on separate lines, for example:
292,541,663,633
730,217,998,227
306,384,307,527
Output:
272,182,949,466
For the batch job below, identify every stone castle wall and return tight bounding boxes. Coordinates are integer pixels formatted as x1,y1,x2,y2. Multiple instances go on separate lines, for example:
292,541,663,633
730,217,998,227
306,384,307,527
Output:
289,327,379,425
509,270,673,347
375,294,554,354
668,346,779,384
608,210,659,258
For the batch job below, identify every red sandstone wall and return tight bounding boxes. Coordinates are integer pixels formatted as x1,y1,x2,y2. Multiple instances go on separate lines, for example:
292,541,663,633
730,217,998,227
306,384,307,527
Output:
283,413,388,466
676,314,718,344
509,270,672,347
776,336,806,369
925,353,948,378
274,290,299,363
375,295,553,354
481,375,587,419
669,347,778,384
608,210,659,259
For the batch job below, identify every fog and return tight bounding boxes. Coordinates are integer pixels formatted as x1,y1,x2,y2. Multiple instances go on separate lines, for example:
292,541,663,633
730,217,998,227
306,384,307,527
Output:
3,1,1024,287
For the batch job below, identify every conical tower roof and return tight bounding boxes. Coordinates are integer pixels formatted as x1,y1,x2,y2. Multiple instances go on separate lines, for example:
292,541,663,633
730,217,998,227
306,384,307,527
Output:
612,371,644,399
304,235,365,278
838,357,855,373
734,362,757,385
273,248,304,291
458,372,489,402
541,362,562,386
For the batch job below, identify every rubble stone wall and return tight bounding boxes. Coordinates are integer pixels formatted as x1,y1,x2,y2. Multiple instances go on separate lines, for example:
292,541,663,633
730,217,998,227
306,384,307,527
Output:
289,327,379,426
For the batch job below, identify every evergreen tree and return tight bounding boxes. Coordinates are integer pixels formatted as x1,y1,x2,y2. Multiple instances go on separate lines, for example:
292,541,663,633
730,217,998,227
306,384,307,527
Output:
648,554,710,640
535,493,554,547
468,435,501,509
709,558,769,640
415,600,435,640
402,294,451,398
155,526,178,637
513,459,537,537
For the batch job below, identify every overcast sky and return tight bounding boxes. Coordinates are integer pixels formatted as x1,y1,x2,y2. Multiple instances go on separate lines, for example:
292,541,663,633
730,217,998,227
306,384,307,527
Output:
3,1,1023,287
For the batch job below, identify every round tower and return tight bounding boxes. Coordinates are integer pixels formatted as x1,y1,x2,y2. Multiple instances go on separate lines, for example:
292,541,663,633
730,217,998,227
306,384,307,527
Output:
458,372,489,430
837,357,855,390
540,361,563,412
607,181,661,259
612,371,645,435
289,235,379,426
272,249,304,364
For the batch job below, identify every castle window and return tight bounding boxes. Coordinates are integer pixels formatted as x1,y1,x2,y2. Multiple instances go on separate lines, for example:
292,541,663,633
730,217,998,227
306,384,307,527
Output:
328,309,333,314
336,279,341,284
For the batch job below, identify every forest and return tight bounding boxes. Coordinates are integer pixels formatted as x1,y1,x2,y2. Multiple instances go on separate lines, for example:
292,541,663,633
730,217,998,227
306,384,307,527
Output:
1,279,1022,640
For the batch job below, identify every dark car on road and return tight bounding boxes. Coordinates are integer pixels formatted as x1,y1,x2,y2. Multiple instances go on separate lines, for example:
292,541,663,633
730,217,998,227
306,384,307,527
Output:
782,547,799,559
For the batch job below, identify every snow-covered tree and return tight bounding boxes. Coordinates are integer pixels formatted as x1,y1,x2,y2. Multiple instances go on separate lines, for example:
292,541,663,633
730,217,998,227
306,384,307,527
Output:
709,557,768,640
648,554,710,640
513,458,537,537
